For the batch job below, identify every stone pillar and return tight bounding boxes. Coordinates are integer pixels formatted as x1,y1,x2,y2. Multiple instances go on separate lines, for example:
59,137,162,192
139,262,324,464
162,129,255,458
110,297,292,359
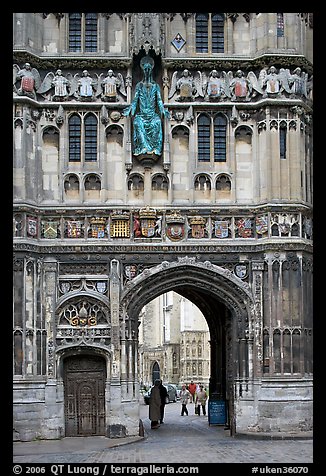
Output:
42,257,63,439
251,261,264,378
108,259,125,437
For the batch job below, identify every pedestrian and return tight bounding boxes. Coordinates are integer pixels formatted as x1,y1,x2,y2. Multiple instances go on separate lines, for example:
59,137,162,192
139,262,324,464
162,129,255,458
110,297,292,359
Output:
195,384,208,416
180,384,191,416
149,379,161,429
158,380,168,424
188,380,197,403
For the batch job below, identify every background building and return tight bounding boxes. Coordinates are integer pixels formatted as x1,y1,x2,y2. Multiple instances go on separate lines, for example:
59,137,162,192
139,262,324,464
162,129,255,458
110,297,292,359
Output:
13,13,313,441
139,292,210,388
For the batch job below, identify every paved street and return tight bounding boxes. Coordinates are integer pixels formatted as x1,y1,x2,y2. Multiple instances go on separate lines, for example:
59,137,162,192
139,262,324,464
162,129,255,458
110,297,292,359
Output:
12,399,313,465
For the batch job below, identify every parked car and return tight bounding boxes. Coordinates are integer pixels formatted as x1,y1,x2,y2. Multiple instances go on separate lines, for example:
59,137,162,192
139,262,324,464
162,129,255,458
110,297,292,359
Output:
175,384,183,399
143,383,177,404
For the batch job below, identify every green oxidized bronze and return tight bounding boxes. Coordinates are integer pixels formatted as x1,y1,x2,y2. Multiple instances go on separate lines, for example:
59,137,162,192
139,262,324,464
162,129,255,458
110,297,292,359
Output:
123,56,170,157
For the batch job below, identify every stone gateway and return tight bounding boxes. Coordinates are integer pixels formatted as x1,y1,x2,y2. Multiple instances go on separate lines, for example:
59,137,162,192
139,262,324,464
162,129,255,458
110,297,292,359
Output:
13,12,313,441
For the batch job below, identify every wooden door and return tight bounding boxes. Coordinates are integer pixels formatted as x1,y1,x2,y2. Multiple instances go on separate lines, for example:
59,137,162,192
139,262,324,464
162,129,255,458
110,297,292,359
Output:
64,355,106,436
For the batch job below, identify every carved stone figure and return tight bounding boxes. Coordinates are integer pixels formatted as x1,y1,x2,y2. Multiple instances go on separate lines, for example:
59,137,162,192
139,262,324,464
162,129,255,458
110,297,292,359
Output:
206,69,231,100
262,66,281,94
13,63,41,99
76,70,97,100
229,69,263,101
168,69,204,101
289,67,308,98
37,69,71,100
123,55,170,158
99,69,126,102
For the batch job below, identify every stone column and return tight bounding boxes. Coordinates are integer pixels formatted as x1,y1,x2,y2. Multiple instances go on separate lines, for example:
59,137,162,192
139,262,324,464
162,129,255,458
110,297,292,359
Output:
251,261,264,378
42,257,63,439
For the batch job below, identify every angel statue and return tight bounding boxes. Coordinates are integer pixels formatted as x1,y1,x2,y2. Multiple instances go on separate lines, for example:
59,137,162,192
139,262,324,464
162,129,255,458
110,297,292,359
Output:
168,69,205,101
122,55,170,158
37,69,71,101
66,70,97,101
13,63,41,99
289,67,308,98
98,69,127,102
229,69,263,101
206,69,231,101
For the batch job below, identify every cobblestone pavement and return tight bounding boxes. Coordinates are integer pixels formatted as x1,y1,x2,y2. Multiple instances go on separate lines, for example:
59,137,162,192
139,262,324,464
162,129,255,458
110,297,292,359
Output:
13,401,313,465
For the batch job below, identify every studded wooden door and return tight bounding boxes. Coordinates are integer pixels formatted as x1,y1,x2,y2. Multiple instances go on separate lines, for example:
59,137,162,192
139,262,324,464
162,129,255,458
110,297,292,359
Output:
64,355,106,436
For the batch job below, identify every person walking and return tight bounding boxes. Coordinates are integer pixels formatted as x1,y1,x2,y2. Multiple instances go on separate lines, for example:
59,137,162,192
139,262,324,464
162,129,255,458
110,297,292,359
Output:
149,379,161,429
158,380,168,424
195,384,208,416
180,384,191,416
188,380,197,403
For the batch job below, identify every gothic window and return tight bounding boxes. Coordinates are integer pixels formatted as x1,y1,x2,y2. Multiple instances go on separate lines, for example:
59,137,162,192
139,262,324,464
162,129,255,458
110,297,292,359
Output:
273,329,281,373
214,114,227,161
69,113,98,163
192,339,196,356
194,174,211,191
84,115,98,161
152,174,168,191
84,174,101,191
13,330,23,375
263,329,270,373
292,329,301,373
196,13,224,53
69,114,81,162
197,113,227,163
277,13,284,37
69,13,98,52
128,174,144,191
197,114,210,161
216,174,231,192
64,174,80,200
280,123,287,159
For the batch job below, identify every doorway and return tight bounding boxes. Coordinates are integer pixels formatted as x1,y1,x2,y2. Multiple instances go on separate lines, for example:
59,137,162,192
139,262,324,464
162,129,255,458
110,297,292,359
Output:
64,354,106,436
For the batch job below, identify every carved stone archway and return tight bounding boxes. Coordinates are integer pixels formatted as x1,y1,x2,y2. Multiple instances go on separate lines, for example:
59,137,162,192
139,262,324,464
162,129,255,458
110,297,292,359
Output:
121,257,257,435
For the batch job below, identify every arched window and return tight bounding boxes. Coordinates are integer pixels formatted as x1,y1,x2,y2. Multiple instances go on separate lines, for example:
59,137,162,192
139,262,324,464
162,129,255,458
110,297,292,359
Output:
84,174,101,191
214,114,227,161
280,123,287,159
69,114,81,162
216,174,231,191
197,114,210,162
194,174,211,191
84,114,97,161
277,13,284,37
68,113,98,163
197,113,227,163
196,13,224,53
127,174,144,191
152,174,169,191
69,13,98,52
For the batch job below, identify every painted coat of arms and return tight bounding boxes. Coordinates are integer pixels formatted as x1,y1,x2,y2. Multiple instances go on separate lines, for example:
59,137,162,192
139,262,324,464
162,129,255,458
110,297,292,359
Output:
124,264,139,280
236,218,252,238
214,220,230,238
255,216,268,235
66,220,83,238
42,220,59,239
89,217,107,238
166,211,185,241
26,216,38,237
139,207,157,238
188,216,207,238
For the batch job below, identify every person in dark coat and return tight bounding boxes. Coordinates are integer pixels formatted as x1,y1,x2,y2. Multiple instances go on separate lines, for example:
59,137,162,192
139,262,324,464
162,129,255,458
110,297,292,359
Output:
149,379,161,429
158,380,168,424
